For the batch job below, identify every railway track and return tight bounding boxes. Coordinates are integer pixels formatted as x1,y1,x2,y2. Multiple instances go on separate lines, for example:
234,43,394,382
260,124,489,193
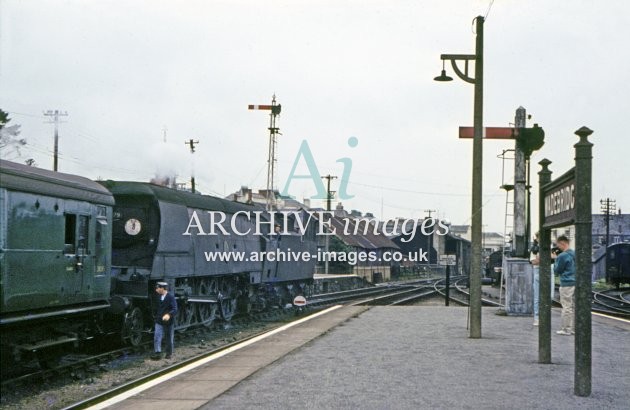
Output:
591,289,630,318
0,306,304,393
429,277,502,307
60,322,293,410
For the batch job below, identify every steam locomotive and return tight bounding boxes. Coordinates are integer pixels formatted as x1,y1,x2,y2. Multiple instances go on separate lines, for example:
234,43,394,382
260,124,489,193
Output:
0,160,317,364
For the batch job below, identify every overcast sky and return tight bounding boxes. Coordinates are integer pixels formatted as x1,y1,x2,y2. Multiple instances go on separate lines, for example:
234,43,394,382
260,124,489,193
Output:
1,0,628,234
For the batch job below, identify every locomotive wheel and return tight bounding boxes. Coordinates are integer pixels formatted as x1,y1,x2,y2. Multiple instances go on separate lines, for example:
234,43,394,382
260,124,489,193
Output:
176,301,195,331
218,278,237,321
197,278,218,327
123,307,144,346
37,349,61,370
219,297,237,321
197,303,218,327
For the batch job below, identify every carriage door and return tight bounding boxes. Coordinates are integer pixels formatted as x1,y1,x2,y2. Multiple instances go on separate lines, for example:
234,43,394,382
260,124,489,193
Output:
64,213,91,298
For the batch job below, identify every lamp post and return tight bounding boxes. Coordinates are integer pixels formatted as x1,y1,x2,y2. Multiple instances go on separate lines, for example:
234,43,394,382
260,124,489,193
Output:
435,15,484,338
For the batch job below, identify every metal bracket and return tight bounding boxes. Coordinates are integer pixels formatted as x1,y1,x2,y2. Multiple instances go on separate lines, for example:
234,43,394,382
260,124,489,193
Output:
441,54,476,84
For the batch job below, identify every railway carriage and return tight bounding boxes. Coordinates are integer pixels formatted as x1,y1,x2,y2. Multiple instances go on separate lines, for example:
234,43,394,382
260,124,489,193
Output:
606,242,630,288
0,160,115,360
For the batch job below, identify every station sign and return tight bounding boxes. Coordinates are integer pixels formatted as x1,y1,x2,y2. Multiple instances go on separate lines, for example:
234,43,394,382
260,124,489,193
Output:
439,255,456,266
542,167,576,228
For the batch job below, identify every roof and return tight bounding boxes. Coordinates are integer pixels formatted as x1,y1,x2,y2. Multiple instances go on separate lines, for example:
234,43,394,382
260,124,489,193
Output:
100,181,260,214
0,159,114,206
592,214,630,235
483,232,505,239
318,215,399,250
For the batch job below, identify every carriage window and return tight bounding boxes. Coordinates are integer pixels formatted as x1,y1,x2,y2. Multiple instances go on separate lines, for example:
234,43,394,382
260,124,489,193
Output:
77,215,89,254
64,214,76,254
64,214,89,254
96,219,106,247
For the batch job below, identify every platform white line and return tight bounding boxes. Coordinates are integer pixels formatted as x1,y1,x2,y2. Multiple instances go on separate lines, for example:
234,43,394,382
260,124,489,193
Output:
87,305,343,410
591,311,630,324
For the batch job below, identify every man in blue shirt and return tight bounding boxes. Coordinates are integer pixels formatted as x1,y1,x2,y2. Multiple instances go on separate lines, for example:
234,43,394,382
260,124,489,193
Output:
152,281,178,359
553,235,575,335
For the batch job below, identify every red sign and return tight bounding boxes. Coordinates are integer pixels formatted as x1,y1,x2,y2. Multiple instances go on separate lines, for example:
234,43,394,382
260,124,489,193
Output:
248,104,274,110
459,127,519,139
293,295,307,306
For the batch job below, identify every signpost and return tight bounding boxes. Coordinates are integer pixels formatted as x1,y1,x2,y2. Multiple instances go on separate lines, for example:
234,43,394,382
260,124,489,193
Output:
538,126,593,397
439,255,456,306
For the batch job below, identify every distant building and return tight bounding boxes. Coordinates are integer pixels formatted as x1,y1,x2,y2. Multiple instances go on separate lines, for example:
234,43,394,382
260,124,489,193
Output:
227,185,309,210
592,211,630,245
391,221,471,276
483,232,505,254
449,225,470,240
315,203,400,283
445,224,504,254
549,211,630,247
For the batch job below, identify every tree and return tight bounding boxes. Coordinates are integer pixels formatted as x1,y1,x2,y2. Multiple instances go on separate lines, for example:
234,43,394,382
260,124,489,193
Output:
0,109,26,160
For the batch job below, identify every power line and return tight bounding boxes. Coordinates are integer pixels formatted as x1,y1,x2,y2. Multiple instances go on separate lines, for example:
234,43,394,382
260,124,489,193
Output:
484,0,496,19
7,111,42,118
349,180,503,198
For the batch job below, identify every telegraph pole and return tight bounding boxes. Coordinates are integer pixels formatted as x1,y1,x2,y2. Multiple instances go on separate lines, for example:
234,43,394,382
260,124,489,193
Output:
322,175,337,213
44,109,68,171
322,174,337,274
185,139,199,193
600,198,616,277
425,210,436,264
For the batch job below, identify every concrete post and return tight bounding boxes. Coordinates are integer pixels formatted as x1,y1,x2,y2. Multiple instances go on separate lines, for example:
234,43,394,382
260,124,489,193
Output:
469,15,484,339
513,107,527,257
573,126,593,397
537,158,552,364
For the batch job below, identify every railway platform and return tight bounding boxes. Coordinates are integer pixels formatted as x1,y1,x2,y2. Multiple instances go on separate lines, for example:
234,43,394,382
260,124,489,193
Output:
99,306,629,410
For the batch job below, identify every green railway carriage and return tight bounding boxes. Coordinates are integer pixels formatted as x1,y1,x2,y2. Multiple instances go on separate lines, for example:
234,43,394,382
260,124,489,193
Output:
0,160,114,356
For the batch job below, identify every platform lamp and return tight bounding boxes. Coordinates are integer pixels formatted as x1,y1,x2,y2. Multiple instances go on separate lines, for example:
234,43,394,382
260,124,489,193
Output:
434,16,484,338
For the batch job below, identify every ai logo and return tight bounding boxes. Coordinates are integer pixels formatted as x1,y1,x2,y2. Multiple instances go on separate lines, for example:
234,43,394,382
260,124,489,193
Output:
281,137,358,200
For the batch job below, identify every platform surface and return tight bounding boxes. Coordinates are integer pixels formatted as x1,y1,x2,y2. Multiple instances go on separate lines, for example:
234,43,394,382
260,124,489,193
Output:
102,305,369,410
204,307,630,410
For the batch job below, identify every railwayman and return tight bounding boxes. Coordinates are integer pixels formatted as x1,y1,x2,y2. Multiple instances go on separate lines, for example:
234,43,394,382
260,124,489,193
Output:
152,282,178,359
